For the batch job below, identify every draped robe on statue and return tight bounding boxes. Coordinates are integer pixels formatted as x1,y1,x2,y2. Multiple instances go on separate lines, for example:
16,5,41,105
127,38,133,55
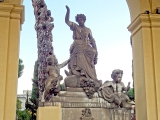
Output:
68,22,98,81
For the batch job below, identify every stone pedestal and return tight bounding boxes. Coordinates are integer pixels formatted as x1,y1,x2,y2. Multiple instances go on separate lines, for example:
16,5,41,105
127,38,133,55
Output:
42,88,131,120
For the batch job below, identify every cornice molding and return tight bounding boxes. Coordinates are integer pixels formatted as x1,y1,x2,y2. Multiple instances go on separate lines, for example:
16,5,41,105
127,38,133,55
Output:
11,5,24,24
128,14,160,36
128,14,150,36
150,15,160,27
0,3,13,15
0,3,24,24
3,0,23,5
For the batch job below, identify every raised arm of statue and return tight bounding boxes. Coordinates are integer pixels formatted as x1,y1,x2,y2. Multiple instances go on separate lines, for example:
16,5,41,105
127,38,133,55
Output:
65,5,72,26
58,58,70,69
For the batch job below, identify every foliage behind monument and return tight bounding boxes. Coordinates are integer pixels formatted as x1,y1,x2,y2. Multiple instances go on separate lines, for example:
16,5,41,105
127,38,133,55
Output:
25,61,39,120
18,58,24,78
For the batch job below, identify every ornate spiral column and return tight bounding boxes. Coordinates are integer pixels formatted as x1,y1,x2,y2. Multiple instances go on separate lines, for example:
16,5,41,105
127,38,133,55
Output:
31,0,54,104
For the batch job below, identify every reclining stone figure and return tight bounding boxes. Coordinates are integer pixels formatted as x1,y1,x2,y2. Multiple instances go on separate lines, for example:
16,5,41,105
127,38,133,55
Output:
98,69,131,108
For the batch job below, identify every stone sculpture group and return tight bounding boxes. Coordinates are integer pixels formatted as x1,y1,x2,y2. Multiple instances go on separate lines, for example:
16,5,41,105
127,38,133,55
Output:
31,0,132,119
40,5,132,109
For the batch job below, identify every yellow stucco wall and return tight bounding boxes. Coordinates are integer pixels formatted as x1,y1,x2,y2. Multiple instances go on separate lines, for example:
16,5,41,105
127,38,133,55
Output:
127,0,160,118
37,104,62,120
151,18,160,120
3,0,23,4
127,0,160,21
0,1,24,120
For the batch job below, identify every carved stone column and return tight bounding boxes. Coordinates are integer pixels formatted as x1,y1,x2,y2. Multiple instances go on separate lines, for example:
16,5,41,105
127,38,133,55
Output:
0,0,24,120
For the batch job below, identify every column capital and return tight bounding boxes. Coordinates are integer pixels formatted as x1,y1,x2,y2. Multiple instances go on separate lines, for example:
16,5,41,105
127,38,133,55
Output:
150,14,160,27
128,14,160,37
11,4,24,24
0,3,24,26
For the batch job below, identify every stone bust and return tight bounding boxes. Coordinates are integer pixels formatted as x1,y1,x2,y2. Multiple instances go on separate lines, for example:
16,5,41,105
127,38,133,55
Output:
98,69,131,108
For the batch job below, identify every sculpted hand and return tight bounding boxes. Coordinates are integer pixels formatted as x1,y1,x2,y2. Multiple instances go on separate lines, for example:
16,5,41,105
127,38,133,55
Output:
127,82,130,91
66,5,70,11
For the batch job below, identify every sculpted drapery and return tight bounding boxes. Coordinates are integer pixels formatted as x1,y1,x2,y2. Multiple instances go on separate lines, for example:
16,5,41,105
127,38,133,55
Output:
65,6,98,81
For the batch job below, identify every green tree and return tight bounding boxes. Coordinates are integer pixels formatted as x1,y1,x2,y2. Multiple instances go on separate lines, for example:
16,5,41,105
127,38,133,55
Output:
60,83,66,91
17,98,22,110
18,58,24,78
17,110,31,120
16,98,22,119
25,61,39,120
127,88,135,101
31,61,38,101
16,98,31,120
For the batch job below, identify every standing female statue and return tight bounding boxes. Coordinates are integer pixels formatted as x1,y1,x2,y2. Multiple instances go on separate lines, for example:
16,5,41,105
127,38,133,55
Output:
65,5,98,82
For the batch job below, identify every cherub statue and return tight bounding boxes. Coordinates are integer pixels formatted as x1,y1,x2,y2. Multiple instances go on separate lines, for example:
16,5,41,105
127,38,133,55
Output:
98,69,131,108
42,55,70,101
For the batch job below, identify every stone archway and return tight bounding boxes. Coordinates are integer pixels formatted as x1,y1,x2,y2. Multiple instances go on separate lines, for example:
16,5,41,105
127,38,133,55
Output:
0,0,160,120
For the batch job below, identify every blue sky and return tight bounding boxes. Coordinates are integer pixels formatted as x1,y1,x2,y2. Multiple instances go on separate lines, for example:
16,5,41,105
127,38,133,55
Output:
18,0,132,94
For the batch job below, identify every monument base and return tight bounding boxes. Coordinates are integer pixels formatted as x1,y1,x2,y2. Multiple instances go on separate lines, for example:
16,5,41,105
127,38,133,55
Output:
41,88,131,120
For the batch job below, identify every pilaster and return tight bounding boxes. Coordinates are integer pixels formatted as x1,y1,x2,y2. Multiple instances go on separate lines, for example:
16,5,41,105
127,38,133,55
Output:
0,2,24,120
150,14,160,120
128,14,160,120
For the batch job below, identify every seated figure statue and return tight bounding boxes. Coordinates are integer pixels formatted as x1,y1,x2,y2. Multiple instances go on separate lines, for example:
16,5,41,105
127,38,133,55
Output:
42,55,69,101
98,69,131,108
64,5,101,90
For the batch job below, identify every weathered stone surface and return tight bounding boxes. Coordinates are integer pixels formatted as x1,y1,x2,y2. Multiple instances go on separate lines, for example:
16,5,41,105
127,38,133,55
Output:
32,0,54,103
49,88,117,108
64,75,79,88
80,108,94,120
66,87,84,92
110,108,131,120
64,6,102,99
41,55,69,102
42,88,131,120
98,69,132,108
62,108,110,120
62,108,131,120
